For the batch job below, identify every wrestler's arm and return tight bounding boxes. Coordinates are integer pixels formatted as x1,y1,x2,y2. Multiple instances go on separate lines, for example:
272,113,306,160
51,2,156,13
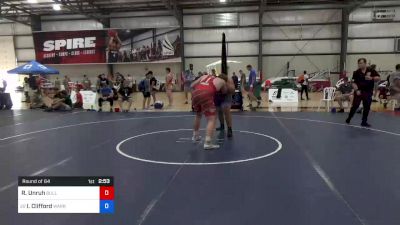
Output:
227,77,235,93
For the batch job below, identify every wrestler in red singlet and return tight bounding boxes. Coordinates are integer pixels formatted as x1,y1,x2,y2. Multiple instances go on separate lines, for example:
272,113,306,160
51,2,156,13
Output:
192,75,217,117
191,74,227,150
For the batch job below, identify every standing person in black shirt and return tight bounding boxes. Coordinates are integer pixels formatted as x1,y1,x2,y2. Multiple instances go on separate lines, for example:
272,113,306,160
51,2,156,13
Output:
346,58,380,127
148,71,158,106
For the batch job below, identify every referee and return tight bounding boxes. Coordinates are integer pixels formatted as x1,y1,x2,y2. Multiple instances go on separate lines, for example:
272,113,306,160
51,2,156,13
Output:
346,58,380,127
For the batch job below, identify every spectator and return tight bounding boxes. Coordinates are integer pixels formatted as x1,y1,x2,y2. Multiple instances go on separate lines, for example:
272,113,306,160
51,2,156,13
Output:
0,79,7,93
299,71,310,100
28,74,38,90
132,49,137,61
126,74,133,88
23,77,30,103
211,69,217,77
146,46,150,60
123,51,130,62
47,90,72,112
239,70,247,94
140,45,146,60
82,75,91,90
139,72,151,110
149,71,158,106
62,75,71,93
263,79,271,92
346,58,380,127
334,77,354,113
232,72,239,89
183,64,195,104
389,64,400,111
98,84,114,112
54,77,61,90
97,74,109,91
369,64,381,102
28,74,41,109
118,80,134,112
246,65,260,108
196,72,203,81
112,74,123,109
165,67,174,107
74,88,83,109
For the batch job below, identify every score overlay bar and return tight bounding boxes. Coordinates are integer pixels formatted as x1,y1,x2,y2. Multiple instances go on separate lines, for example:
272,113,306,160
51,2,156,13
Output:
18,176,114,214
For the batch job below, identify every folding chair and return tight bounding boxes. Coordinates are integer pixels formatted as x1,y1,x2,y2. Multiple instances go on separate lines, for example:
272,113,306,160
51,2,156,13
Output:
318,87,336,112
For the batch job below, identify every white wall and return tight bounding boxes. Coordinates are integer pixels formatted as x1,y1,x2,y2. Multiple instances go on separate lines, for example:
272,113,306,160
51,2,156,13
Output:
184,27,259,42
41,20,103,31
346,54,400,74
114,63,181,82
263,40,341,54
48,64,108,83
40,63,182,85
185,57,258,75
111,16,179,29
263,25,341,39
350,6,400,22
263,55,340,77
0,23,35,64
183,11,260,74
8,3,400,82
262,9,342,76
263,9,342,24
0,36,16,70
346,6,400,73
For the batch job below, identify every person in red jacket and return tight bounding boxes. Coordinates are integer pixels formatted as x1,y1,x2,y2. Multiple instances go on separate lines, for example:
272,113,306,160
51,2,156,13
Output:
74,88,83,109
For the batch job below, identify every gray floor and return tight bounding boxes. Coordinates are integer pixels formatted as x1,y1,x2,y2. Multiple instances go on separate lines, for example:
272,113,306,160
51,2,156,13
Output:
1,110,400,225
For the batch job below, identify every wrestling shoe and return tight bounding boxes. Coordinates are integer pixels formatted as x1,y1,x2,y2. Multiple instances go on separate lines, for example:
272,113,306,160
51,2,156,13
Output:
192,135,202,142
204,142,220,150
216,125,225,131
361,122,371,127
227,128,233,138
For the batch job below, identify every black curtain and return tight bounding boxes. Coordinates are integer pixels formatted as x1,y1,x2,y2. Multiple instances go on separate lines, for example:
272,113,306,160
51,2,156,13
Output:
221,33,227,75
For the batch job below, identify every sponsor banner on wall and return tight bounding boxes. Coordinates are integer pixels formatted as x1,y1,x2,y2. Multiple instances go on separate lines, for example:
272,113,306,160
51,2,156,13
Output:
33,30,106,64
268,88,299,103
33,28,182,64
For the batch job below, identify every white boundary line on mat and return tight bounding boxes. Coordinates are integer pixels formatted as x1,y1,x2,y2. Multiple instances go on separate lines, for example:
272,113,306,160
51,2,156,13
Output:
0,115,195,141
1,114,399,142
116,129,283,166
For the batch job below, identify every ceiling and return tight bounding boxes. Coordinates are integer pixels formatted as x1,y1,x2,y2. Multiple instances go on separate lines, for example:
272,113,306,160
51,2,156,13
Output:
0,0,398,25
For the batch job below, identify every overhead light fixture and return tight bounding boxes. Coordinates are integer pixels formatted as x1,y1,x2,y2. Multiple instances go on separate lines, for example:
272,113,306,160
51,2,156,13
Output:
27,0,38,3
52,4,61,11
219,0,226,2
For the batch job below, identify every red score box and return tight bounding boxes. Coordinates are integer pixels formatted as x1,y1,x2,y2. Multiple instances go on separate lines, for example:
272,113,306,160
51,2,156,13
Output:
100,186,114,200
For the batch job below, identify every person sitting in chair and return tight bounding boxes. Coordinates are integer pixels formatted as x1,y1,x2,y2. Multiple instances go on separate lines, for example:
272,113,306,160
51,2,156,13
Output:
98,84,114,112
74,88,83,109
118,80,133,112
389,64,400,111
335,77,354,113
